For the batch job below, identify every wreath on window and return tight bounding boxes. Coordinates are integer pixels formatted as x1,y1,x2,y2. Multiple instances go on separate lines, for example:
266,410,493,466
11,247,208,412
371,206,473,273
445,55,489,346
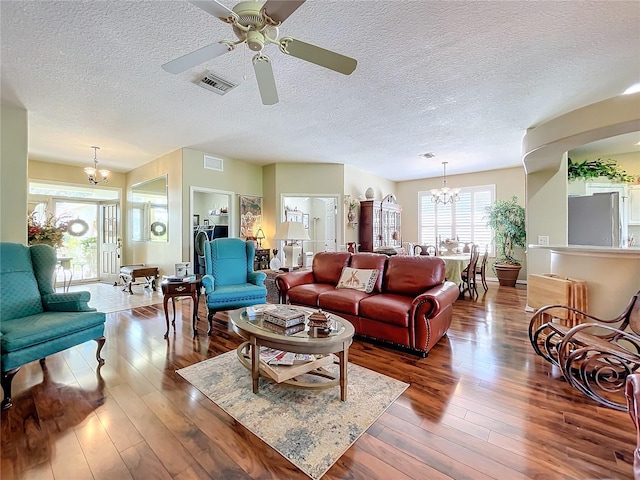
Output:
67,218,89,237
150,221,167,237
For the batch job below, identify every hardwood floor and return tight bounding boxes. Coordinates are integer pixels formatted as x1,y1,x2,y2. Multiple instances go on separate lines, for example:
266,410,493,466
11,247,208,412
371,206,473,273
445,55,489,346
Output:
1,285,635,479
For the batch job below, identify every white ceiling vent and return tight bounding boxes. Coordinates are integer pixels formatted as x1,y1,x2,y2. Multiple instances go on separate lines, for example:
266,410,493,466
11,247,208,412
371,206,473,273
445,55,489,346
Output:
204,155,223,172
196,72,237,95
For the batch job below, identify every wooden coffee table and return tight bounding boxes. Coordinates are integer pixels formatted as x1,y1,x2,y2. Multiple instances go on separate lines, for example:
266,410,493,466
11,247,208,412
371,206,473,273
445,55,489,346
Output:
228,307,355,401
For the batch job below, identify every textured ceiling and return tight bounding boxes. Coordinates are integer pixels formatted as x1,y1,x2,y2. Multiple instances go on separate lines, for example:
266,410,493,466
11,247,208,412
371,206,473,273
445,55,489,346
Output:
2,0,639,181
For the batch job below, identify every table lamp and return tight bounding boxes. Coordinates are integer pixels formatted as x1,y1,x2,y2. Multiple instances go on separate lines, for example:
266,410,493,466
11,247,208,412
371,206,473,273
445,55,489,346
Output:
255,228,265,248
273,221,310,270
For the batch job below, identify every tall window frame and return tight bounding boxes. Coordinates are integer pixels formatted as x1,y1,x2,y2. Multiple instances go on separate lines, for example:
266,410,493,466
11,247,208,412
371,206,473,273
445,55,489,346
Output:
418,185,496,255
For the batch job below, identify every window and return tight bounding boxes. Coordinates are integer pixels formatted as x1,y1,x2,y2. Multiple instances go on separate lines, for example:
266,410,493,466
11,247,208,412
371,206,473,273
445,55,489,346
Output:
418,185,495,254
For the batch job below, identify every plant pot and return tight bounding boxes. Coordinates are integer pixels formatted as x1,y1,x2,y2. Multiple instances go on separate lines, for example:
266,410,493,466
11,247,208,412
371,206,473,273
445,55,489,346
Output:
494,263,521,287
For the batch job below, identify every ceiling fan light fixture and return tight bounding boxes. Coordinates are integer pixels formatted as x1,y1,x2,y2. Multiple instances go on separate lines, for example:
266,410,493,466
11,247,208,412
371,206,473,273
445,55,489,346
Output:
246,30,264,51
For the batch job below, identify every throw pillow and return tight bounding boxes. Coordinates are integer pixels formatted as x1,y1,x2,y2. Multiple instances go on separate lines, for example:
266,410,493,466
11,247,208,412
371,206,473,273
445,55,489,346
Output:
336,267,379,293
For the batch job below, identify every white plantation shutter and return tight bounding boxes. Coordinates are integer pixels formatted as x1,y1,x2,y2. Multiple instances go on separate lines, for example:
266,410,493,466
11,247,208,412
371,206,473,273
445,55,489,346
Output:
418,185,496,254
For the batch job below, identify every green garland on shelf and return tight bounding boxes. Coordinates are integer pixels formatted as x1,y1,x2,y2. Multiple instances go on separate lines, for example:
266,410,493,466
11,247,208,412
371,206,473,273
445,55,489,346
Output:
568,158,638,183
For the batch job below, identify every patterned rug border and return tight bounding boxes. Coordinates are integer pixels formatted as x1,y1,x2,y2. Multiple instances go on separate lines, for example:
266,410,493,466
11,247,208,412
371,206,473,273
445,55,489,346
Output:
177,350,409,479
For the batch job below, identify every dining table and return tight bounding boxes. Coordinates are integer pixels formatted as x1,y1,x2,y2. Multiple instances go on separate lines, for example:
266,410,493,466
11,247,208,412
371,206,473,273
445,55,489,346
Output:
439,254,471,286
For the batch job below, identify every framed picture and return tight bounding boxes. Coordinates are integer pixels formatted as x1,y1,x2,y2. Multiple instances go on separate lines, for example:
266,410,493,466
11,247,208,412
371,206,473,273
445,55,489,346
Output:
285,210,303,223
239,195,263,239
203,219,210,227
303,213,309,229
193,214,200,227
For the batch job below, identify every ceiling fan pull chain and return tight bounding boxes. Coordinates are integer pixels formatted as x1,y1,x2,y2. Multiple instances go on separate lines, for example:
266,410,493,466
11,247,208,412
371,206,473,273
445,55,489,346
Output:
242,42,247,81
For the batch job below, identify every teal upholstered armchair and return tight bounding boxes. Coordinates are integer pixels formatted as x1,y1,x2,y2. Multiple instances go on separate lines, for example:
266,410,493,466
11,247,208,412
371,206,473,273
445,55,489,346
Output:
0,243,106,409
202,238,267,335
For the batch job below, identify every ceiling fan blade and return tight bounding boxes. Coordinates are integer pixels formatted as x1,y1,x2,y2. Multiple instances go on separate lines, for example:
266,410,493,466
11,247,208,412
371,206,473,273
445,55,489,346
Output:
162,42,231,74
253,54,279,105
280,38,357,75
188,0,238,21
261,0,305,24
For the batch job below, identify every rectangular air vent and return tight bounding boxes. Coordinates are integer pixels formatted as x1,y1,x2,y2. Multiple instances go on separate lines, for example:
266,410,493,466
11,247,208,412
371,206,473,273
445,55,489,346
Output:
196,72,237,95
204,155,223,172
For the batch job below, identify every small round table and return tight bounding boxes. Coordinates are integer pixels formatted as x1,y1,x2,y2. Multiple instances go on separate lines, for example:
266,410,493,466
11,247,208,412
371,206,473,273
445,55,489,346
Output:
161,275,202,338
228,307,355,401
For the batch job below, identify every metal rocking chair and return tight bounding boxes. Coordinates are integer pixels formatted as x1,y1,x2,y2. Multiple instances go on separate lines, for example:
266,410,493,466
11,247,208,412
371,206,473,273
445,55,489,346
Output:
529,290,640,410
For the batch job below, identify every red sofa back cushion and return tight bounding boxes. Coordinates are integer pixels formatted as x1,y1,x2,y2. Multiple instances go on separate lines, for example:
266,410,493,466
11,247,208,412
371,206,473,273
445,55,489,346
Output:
383,256,446,297
349,253,388,293
312,252,352,284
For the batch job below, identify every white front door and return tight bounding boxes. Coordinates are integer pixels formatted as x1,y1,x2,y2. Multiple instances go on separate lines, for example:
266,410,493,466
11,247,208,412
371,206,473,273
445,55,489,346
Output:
99,202,121,284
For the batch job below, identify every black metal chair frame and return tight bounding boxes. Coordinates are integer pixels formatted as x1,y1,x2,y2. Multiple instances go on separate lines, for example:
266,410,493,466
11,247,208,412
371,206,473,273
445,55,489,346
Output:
529,291,640,411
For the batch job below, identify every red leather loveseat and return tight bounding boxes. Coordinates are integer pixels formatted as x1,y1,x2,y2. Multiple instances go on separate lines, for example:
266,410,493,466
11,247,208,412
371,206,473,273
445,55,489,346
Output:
275,252,459,356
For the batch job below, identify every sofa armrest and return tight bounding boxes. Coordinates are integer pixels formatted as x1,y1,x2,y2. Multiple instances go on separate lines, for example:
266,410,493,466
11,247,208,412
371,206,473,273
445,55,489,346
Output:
274,270,315,296
248,270,266,286
412,281,460,318
42,292,96,312
202,274,215,293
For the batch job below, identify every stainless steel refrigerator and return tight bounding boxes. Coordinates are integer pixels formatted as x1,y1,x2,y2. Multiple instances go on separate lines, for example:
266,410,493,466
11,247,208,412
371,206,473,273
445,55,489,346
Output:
568,192,620,247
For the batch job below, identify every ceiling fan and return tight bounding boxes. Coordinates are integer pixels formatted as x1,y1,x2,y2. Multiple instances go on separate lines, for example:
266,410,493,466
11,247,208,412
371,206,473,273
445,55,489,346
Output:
162,0,357,105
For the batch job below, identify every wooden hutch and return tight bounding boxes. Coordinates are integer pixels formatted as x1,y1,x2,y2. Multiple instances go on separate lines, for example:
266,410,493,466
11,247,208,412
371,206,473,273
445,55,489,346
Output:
358,194,402,252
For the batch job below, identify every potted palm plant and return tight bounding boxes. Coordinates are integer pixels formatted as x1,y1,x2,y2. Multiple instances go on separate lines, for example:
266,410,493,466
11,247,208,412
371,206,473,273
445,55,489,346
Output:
485,195,526,287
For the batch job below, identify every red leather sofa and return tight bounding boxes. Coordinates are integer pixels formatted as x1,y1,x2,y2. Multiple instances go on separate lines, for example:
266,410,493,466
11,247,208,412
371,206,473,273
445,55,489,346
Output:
275,252,459,356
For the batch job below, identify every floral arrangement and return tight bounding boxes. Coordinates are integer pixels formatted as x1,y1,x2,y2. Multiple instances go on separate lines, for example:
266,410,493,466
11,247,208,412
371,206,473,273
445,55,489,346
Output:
27,212,69,249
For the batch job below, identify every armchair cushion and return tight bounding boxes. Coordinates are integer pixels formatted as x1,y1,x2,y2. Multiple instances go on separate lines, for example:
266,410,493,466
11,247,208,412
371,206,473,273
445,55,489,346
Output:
42,291,95,312
1,311,105,353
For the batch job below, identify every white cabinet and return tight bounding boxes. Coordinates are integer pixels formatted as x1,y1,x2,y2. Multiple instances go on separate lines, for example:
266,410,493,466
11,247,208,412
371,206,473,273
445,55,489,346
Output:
629,186,640,225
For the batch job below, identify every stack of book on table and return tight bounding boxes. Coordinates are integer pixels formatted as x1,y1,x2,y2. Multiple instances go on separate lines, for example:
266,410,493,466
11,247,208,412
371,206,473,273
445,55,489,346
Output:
262,306,305,328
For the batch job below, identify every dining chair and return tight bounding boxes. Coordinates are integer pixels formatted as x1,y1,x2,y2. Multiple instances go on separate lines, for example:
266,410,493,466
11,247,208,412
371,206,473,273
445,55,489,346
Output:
459,244,479,299
475,245,489,291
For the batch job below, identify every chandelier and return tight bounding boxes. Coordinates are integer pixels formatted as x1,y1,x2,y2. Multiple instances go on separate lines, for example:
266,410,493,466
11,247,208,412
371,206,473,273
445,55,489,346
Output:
430,161,460,204
84,146,110,185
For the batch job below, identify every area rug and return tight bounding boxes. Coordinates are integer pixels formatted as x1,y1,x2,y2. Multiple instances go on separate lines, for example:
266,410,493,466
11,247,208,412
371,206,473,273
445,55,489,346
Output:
176,350,409,480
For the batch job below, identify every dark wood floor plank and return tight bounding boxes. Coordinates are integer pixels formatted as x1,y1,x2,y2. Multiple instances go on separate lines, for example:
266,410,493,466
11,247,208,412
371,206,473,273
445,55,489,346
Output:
49,429,93,479
332,432,455,480
377,412,536,480
74,414,133,480
92,394,144,453
141,389,252,479
109,383,194,476
120,441,174,480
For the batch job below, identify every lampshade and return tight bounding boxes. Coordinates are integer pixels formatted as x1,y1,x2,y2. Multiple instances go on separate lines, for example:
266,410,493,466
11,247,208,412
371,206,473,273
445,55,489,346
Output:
273,221,310,241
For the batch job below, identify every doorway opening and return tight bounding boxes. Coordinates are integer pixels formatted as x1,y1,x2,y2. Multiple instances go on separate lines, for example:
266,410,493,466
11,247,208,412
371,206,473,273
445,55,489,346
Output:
190,186,234,274
280,195,339,267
